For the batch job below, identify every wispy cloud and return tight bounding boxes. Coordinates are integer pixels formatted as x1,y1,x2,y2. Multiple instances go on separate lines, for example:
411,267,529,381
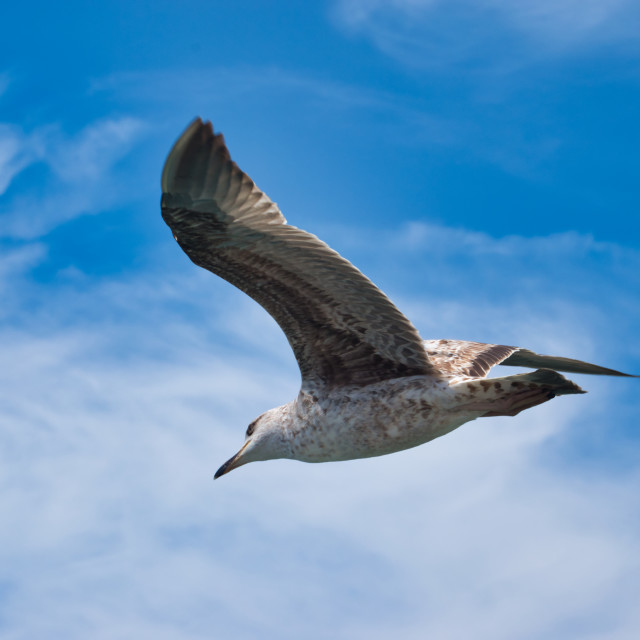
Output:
0,117,145,239
92,65,448,134
92,64,564,180
1,308,638,639
333,0,640,71
0,210,638,638
395,220,631,258
0,243,46,283
484,0,636,49
0,124,46,196
51,117,142,183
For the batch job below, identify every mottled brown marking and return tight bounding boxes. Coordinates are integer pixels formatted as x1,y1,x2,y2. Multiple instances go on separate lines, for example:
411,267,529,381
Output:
422,339,518,379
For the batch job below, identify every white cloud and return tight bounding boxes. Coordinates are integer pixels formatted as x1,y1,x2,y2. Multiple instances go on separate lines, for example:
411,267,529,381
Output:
0,124,46,195
0,243,46,282
1,316,638,638
51,117,143,183
92,65,440,131
0,216,638,638
485,0,635,48
333,0,640,71
0,117,145,239
92,64,565,180
395,220,623,258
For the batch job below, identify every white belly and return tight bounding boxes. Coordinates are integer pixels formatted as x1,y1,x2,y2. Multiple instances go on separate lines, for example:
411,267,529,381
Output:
288,376,481,463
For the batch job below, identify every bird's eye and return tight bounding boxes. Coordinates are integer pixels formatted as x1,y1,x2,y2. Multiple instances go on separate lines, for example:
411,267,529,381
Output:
246,420,257,436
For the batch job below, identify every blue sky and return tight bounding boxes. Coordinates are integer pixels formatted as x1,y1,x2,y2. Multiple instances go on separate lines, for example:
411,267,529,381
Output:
1,1,639,638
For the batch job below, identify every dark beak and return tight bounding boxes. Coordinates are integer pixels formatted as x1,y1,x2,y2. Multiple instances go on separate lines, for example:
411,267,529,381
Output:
214,454,238,479
214,441,250,479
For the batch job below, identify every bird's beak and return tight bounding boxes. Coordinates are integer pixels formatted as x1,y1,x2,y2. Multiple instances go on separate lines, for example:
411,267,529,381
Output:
214,440,251,479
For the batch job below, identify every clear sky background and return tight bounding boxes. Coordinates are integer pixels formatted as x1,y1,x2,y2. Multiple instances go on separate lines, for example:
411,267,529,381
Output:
1,1,639,638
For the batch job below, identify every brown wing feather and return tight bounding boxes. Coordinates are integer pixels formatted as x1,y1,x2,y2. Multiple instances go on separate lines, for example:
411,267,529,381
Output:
423,339,517,378
161,118,436,389
500,349,636,377
423,339,636,379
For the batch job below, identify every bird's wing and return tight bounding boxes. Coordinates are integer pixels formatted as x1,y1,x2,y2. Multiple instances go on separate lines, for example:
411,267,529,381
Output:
161,118,436,390
423,340,518,378
423,339,635,378
499,349,635,377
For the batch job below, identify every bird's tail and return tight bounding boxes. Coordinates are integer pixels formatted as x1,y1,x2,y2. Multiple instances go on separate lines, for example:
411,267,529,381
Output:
457,369,585,418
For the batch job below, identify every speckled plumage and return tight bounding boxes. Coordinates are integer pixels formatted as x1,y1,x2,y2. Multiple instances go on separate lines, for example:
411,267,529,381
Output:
161,118,635,479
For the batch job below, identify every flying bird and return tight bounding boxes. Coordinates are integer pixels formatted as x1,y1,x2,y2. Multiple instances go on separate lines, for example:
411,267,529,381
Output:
161,118,635,479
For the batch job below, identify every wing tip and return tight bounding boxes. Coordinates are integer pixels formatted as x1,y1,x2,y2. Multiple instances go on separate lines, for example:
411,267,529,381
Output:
501,348,638,378
161,117,228,194
161,116,201,192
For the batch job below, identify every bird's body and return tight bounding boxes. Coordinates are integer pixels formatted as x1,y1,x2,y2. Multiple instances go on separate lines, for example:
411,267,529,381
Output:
161,118,635,479
261,377,459,464
248,370,574,465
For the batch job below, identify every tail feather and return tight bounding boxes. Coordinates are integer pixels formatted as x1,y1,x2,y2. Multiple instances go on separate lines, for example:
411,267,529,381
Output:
458,368,585,418
509,368,586,395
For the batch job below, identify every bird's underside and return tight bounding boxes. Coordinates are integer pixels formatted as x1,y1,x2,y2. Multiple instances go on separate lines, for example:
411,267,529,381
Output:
161,118,636,477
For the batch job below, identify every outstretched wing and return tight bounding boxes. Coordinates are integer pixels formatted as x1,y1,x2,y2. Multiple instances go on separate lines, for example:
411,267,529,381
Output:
423,340,517,378
500,348,635,377
161,118,436,390
423,339,635,379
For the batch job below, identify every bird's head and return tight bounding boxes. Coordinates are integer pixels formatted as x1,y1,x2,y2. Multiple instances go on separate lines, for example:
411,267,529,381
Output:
214,406,292,479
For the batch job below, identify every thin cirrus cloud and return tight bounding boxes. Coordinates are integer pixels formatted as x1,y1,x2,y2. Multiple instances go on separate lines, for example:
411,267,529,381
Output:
0,247,639,639
0,211,635,599
1,174,638,638
0,116,145,239
0,124,46,196
333,0,640,70
93,65,563,182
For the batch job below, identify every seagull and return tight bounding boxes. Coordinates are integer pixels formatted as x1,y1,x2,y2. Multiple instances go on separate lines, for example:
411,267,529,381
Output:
161,118,635,479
